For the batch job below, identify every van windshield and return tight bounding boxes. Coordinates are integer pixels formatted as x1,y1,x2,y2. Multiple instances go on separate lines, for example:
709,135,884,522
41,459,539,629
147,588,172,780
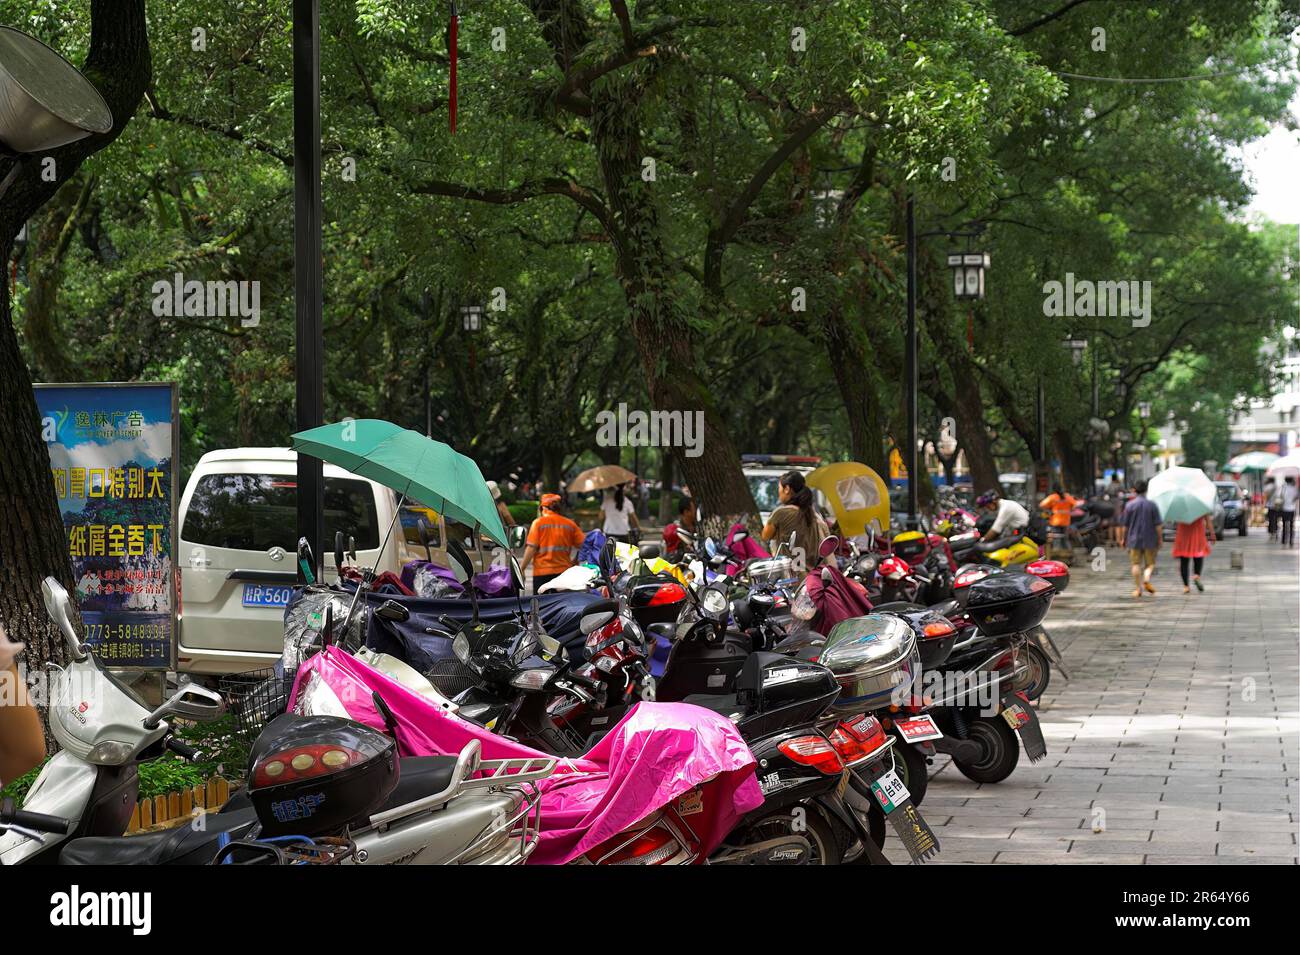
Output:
181,474,381,551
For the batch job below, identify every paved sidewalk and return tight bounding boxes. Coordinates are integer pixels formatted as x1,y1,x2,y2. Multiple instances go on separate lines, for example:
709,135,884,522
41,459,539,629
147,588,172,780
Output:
886,531,1299,865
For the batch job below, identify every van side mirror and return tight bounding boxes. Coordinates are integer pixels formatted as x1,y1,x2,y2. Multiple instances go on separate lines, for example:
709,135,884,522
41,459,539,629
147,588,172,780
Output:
41,577,86,661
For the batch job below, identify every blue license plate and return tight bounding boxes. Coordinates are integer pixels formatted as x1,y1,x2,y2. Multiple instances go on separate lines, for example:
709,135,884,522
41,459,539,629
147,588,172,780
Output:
242,584,294,608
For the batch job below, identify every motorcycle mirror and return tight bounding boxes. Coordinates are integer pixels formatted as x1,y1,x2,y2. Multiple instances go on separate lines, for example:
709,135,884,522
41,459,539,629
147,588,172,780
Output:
579,600,618,635
704,537,718,558
445,538,475,584
732,530,748,544
334,530,346,573
510,524,527,549
417,517,434,561
40,577,86,661
349,534,357,561
145,682,224,728
375,600,410,623
820,567,833,585
818,535,840,559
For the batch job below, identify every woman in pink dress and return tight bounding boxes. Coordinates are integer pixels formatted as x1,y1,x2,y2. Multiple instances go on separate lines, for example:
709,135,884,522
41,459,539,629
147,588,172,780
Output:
1172,514,1215,593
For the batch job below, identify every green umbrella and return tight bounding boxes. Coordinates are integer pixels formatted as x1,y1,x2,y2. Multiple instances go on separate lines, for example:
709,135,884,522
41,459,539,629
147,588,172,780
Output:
1226,451,1278,473
291,419,507,545
1147,465,1216,525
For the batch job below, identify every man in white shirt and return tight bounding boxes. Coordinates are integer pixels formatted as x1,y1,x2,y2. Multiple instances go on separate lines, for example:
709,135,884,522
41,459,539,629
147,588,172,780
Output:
1281,476,1298,547
977,490,1029,541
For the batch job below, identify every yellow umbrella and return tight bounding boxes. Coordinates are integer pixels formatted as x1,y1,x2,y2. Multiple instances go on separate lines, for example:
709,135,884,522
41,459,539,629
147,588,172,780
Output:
568,464,637,493
806,462,890,536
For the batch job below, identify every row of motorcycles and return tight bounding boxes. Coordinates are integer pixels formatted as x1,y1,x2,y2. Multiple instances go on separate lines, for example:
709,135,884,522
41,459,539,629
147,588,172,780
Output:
2,508,1072,867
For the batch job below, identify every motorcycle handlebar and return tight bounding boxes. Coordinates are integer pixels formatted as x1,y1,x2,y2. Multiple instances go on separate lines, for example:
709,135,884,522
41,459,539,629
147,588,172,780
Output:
1,797,71,835
165,737,200,761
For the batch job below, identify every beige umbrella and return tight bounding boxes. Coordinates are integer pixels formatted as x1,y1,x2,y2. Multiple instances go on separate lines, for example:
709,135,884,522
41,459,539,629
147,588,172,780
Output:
569,464,637,493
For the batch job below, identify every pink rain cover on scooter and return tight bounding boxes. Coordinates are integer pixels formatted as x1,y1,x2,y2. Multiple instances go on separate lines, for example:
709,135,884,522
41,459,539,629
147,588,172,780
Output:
289,647,763,864
804,565,874,635
725,522,770,573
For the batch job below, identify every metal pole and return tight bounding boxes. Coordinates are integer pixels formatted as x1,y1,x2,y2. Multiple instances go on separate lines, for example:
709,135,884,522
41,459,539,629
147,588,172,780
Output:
1037,377,1046,462
905,195,919,528
294,0,324,582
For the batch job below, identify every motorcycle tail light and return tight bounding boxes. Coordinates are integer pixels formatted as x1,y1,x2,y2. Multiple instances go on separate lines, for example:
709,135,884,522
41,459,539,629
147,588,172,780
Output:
606,828,681,865
778,735,844,775
922,619,956,639
828,727,867,764
252,744,363,787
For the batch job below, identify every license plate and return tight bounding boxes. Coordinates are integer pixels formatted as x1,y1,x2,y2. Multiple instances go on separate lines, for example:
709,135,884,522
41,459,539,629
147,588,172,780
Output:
894,715,943,743
870,769,910,814
1001,701,1030,729
242,584,294,608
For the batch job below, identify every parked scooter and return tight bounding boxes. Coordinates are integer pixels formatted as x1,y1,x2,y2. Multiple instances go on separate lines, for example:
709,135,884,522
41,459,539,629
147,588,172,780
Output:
1,577,553,866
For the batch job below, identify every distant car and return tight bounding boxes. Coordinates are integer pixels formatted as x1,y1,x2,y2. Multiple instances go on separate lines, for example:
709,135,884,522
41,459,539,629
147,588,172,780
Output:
177,448,509,675
741,454,827,525
1215,481,1249,537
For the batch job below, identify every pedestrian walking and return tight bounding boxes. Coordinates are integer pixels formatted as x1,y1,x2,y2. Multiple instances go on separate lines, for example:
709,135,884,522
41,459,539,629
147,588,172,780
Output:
1281,476,1298,547
601,484,640,543
1172,514,1214,593
519,493,585,593
1121,479,1163,598
1264,476,1280,540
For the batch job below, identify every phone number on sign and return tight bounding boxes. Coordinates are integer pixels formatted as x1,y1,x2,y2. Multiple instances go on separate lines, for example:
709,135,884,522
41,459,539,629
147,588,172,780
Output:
83,623,169,642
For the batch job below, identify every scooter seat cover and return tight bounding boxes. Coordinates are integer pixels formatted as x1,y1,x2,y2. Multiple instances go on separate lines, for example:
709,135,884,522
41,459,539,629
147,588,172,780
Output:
289,646,764,865
59,807,259,865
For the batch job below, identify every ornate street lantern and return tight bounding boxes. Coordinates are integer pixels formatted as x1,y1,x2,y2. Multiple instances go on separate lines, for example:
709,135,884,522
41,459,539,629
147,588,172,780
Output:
946,251,989,300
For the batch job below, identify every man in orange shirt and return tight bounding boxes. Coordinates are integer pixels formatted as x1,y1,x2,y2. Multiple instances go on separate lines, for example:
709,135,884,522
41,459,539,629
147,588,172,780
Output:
520,493,585,593
1039,485,1080,528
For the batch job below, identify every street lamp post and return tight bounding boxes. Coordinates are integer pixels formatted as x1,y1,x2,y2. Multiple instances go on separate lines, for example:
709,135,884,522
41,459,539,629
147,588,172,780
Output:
904,200,987,527
293,0,325,581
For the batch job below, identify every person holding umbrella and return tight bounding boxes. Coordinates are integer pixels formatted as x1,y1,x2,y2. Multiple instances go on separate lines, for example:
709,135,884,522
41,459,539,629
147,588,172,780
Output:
1143,466,1221,600
1172,512,1215,593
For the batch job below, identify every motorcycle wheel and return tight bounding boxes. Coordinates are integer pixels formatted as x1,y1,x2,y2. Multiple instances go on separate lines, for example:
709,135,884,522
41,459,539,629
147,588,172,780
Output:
742,808,840,865
1014,643,1052,701
953,715,1020,783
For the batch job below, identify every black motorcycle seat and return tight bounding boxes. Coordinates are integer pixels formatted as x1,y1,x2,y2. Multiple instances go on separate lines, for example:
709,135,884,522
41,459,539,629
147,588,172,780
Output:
977,538,1011,553
681,693,743,718
928,598,961,617
60,806,259,865
380,755,460,812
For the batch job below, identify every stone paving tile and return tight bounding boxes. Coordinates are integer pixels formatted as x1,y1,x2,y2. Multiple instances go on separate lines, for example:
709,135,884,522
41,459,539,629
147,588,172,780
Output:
885,533,1298,866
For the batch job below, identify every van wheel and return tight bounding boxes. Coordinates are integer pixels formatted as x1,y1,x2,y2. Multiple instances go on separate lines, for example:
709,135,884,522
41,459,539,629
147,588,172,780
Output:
953,716,1020,783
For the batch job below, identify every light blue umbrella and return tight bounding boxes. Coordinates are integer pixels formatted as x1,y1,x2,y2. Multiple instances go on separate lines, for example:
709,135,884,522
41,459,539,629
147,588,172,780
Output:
1147,466,1216,525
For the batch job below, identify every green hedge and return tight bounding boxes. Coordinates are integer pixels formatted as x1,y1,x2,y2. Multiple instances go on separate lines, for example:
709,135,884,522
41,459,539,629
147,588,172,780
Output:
508,501,539,524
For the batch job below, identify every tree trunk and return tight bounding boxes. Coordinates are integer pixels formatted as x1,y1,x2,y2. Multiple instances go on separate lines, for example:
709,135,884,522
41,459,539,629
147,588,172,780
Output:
821,306,886,472
0,2,151,726
953,371,1001,493
590,75,757,525
658,449,674,523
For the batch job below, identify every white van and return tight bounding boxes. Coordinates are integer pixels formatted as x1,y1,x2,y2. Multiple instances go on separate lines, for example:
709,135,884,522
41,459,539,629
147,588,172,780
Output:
176,448,499,675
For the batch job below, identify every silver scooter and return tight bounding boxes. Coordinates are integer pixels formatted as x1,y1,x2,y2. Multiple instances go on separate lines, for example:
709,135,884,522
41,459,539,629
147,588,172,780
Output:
3,577,554,865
